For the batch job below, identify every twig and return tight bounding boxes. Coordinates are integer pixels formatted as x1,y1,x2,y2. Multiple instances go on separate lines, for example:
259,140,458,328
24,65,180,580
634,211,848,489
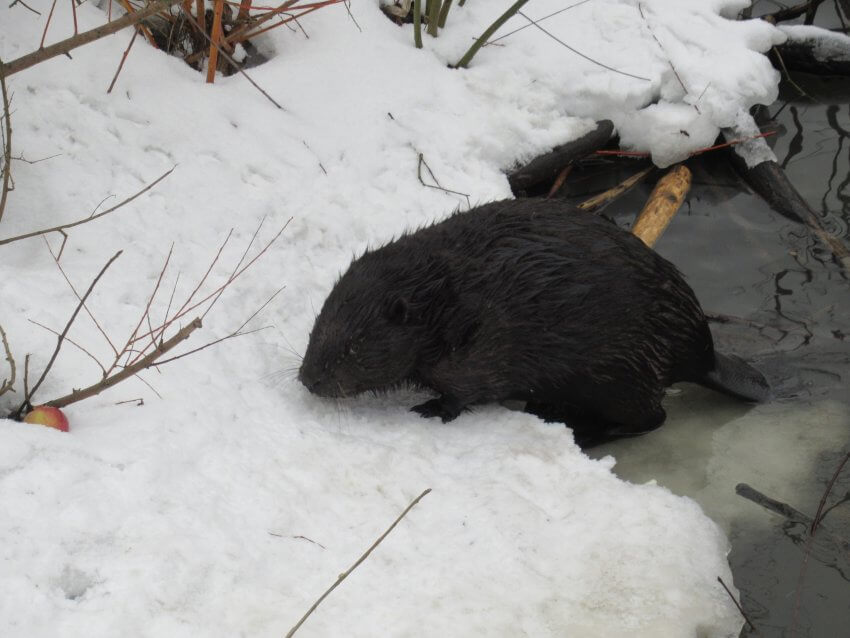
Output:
22,354,30,401
152,286,283,366
3,0,186,77
416,153,471,205
717,577,757,633
44,318,201,408
0,166,175,246
0,324,16,396
107,26,140,94
40,0,59,49
812,452,850,533
516,10,650,82
121,245,173,370
28,318,107,377
0,57,13,224
9,0,42,15
487,0,594,45
131,219,290,345
454,0,530,68
15,250,123,417
43,236,119,357
285,488,432,638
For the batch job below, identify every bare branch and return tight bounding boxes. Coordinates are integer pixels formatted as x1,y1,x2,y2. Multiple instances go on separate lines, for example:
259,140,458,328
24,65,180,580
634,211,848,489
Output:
28,318,107,377
153,285,284,366
285,488,432,638
0,324,16,396
0,166,175,245
2,0,186,77
0,57,12,224
44,318,201,408
107,27,141,94
15,250,123,417
44,235,119,356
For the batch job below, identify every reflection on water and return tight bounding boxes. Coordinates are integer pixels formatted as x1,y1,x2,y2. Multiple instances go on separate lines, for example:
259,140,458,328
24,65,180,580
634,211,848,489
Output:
557,69,849,638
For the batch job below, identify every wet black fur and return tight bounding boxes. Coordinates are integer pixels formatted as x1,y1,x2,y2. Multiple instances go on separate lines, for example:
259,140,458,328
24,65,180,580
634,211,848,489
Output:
299,198,768,447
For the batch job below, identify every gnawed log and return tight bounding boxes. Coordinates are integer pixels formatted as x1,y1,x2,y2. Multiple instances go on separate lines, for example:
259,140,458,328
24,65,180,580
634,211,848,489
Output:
508,120,614,195
772,25,850,76
631,164,691,247
725,116,850,271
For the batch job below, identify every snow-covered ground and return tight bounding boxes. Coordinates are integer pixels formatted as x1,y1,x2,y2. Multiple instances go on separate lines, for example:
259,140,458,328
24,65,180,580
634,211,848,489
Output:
1,1,788,635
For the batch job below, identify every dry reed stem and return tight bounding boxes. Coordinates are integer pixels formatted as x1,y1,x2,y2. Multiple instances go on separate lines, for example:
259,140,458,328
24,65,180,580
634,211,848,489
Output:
631,164,691,247
285,488,432,638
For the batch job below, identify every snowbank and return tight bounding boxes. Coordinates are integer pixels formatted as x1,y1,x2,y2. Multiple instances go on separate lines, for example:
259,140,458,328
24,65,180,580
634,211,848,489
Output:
0,1,786,635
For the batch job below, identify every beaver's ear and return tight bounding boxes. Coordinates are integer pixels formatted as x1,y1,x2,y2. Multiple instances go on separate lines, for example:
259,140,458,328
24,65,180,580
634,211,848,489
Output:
387,297,410,325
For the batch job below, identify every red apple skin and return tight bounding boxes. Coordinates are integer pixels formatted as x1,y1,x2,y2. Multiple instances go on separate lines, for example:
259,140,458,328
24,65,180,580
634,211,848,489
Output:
23,406,70,432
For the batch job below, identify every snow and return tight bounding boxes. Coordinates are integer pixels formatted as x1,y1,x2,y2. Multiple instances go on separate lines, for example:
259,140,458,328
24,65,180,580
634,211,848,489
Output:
0,1,787,636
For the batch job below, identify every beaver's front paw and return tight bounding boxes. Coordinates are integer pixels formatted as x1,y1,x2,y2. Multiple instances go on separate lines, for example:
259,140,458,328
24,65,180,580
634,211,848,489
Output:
411,396,462,423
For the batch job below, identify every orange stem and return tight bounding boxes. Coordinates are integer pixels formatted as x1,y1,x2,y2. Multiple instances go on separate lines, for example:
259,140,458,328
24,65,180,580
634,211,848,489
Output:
207,0,226,83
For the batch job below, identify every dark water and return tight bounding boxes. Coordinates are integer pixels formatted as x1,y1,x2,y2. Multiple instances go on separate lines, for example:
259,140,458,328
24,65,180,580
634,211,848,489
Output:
551,65,850,638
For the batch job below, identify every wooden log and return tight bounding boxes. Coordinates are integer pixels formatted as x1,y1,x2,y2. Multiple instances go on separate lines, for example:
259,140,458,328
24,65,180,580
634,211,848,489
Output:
772,26,850,76
631,165,691,247
725,120,850,271
507,120,614,195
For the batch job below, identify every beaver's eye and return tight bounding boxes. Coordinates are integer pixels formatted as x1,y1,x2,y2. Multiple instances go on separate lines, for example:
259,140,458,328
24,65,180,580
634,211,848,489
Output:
349,346,357,355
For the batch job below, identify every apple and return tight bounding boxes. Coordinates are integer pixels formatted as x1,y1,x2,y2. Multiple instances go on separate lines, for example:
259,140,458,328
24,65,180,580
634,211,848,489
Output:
23,406,70,432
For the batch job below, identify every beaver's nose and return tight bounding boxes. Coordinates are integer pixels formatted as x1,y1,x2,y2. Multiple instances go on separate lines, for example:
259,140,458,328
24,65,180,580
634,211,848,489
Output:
298,366,328,395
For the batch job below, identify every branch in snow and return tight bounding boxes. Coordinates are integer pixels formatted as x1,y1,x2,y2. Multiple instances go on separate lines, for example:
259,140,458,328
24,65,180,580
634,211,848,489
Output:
285,488,432,638
0,324,15,397
0,167,175,247
1,0,186,77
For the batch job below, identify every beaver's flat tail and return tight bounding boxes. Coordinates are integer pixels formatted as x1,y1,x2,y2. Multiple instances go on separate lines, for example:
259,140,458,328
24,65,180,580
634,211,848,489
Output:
700,352,771,402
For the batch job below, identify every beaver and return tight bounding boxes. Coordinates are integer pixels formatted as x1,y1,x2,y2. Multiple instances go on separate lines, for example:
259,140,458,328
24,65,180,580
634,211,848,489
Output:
298,198,769,447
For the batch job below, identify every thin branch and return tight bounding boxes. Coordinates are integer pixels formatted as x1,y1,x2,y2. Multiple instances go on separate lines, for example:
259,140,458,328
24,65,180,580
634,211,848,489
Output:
516,10,651,82
121,245,174,369
132,218,291,344
717,577,757,633
44,318,201,408
812,452,850,533
44,235,119,356
285,488,432,638
3,0,186,77
9,0,42,15
0,166,175,246
0,57,13,224
28,318,107,377
153,286,284,366
487,0,594,45
0,324,16,396
15,250,123,417
107,26,140,94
